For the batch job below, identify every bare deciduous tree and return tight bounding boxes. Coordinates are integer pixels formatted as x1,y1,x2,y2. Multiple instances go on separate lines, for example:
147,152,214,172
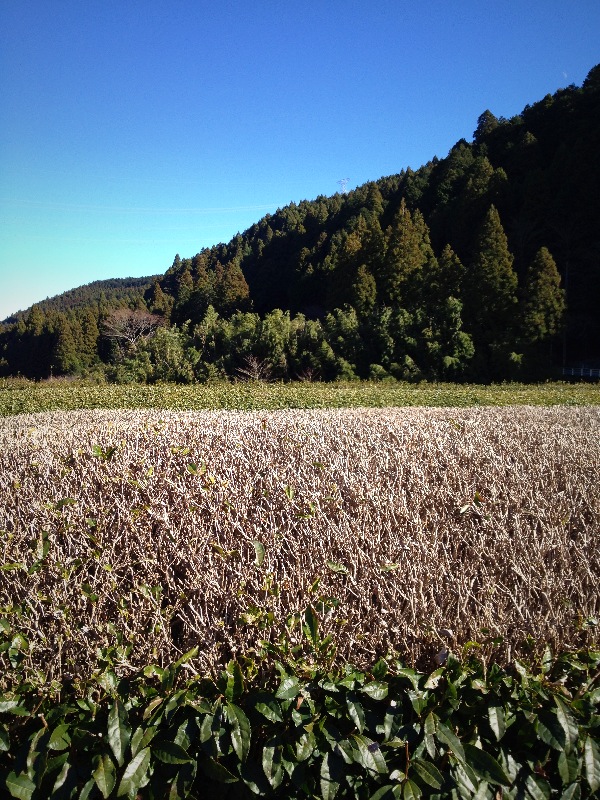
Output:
235,354,272,382
102,308,164,349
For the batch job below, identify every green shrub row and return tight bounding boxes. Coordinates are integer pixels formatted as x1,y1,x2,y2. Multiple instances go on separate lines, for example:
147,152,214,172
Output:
1,378,600,418
1,613,599,799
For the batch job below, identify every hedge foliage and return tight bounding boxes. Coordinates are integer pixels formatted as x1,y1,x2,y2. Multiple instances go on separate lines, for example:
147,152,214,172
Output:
1,609,599,799
1,378,600,418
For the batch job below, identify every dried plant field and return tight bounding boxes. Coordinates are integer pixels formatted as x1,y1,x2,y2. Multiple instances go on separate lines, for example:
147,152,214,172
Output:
1,405,599,683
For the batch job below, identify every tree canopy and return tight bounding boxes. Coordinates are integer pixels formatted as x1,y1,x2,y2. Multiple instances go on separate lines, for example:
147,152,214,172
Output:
2,65,599,382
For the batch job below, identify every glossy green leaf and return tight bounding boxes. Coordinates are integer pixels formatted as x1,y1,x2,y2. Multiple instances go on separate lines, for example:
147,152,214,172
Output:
304,605,319,648
424,667,444,689
116,747,151,797
169,761,197,799
524,773,552,800
558,749,580,786
224,659,245,701
561,782,582,800
93,754,116,799
296,731,316,762
254,696,284,723
541,645,553,674
0,699,21,714
463,743,511,787
347,695,366,733
584,734,600,793
411,757,443,789
130,725,145,758
0,723,9,752
382,738,407,748
226,702,251,762
320,751,344,800
154,739,193,764
262,737,284,790
199,713,215,745
276,675,300,700
52,761,79,796
27,726,48,781
172,646,199,669
79,777,97,800
395,667,420,690
453,761,479,796
351,734,388,774
554,696,579,752
435,719,465,763
369,786,402,800
45,750,69,781
333,738,355,765
488,706,506,740
407,689,427,715
402,778,422,799
537,711,566,750
108,697,131,767
201,756,239,783
362,681,389,700
5,772,35,800
424,712,436,736
142,696,163,721
48,722,71,751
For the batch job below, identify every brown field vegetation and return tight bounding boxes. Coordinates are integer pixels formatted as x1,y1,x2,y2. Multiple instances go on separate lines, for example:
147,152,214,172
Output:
1,405,599,683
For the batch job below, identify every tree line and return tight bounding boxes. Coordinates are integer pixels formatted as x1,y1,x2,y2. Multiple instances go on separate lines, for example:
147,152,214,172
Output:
1,65,598,383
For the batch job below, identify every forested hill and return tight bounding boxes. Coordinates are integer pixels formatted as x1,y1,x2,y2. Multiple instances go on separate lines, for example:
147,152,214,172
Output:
2,65,599,382
2,276,155,324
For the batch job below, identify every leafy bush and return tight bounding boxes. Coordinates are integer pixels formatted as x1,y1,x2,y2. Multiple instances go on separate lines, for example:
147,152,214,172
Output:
1,613,599,799
1,379,600,418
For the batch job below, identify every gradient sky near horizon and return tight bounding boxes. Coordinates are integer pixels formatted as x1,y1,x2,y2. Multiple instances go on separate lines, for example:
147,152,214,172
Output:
1,1,599,320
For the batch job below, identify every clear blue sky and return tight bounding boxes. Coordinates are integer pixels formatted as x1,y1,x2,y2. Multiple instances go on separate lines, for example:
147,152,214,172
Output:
1,1,598,320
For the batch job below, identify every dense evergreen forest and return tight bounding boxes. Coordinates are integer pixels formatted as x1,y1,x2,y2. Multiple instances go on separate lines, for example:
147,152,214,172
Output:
2,66,598,383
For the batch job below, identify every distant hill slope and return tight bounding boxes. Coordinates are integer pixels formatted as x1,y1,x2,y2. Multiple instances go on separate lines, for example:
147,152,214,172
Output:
152,64,599,362
2,276,156,324
1,64,598,381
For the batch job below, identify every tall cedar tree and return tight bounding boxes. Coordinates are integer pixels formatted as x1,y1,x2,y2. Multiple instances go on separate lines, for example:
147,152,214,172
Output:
464,205,518,343
381,198,424,307
214,260,251,316
520,246,565,342
351,264,377,316
147,279,174,318
53,314,79,374
79,308,100,364
434,244,466,300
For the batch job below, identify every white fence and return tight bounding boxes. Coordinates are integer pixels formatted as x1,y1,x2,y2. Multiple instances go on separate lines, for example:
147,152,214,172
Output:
562,367,600,378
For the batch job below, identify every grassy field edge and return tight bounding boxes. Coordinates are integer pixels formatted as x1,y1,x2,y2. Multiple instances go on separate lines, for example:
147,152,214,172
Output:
1,378,600,417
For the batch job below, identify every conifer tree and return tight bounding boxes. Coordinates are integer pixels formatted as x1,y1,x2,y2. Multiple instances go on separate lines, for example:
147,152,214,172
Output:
351,264,377,316
79,308,100,366
53,314,79,374
147,279,174,318
473,110,499,143
175,268,194,307
520,247,565,342
214,261,250,316
381,199,424,306
434,244,466,300
465,205,518,338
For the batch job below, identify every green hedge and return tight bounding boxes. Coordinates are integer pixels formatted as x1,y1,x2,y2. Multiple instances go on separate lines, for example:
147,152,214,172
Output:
1,612,599,800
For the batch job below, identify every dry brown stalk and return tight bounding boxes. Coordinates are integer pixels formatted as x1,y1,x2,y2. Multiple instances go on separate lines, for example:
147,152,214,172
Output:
0,405,598,683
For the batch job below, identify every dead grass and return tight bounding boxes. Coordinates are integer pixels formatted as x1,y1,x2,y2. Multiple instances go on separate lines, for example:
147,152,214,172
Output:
1,405,599,682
